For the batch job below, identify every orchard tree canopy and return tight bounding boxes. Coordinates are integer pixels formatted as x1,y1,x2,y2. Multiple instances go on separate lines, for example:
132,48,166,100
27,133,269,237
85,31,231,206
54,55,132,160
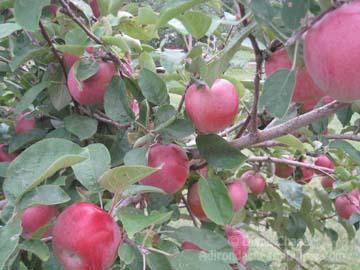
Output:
1,0,360,270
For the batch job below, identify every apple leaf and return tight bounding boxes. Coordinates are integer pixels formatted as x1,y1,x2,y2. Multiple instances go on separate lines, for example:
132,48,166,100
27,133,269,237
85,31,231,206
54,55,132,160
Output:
279,179,304,210
117,207,172,238
0,219,22,270
0,23,22,39
3,138,88,203
138,69,170,105
18,185,70,211
9,129,48,153
99,165,159,193
19,240,50,261
64,114,98,141
178,11,212,39
198,177,233,225
14,0,50,32
329,140,360,165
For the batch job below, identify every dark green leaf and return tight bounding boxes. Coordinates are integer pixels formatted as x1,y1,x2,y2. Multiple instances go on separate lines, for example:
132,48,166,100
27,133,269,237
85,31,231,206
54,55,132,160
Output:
118,243,136,265
0,23,21,39
14,0,50,32
47,68,72,111
279,180,303,210
147,253,171,270
138,69,169,105
178,11,211,39
73,59,100,82
124,147,148,166
64,114,98,141
281,0,308,30
287,212,307,240
336,105,353,127
9,128,47,153
329,140,360,165
19,240,50,261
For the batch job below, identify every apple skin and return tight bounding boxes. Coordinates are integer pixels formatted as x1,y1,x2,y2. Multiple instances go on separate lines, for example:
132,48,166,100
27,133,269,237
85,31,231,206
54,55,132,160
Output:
140,144,189,194
304,1,360,102
225,225,249,262
53,202,122,270
21,205,58,239
321,177,334,189
265,48,324,103
335,194,359,219
67,61,115,105
181,241,202,251
240,171,266,196
314,155,334,175
275,158,294,178
227,181,248,212
185,79,239,134
300,98,320,113
187,183,207,220
296,166,314,185
15,112,36,134
0,144,17,162
90,0,100,18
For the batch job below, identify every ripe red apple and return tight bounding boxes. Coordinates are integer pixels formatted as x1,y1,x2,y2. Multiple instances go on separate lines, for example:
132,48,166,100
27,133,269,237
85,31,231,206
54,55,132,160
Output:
21,205,57,239
53,202,122,270
304,1,360,102
67,61,115,105
314,155,334,175
90,0,100,18
296,166,314,185
275,158,294,178
185,79,239,134
321,176,334,189
265,48,324,103
15,112,36,134
140,144,189,193
187,183,207,220
335,194,360,219
300,98,320,113
225,225,249,263
0,144,17,162
227,180,248,212
181,241,202,251
240,171,266,196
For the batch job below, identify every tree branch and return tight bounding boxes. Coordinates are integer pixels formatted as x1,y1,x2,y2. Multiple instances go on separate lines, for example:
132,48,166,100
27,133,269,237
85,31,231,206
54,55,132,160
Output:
323,134,360,142
79,106,130,129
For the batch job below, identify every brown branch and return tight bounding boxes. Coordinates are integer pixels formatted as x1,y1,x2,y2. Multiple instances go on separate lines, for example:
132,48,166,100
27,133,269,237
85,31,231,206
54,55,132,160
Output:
79,106,130,129
181,195,199,228
39,20,67,79
235,114,251,138
323,134,360,142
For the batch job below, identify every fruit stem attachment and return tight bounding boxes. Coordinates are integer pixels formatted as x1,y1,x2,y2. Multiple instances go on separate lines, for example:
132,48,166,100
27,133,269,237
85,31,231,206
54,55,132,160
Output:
290,41,299,71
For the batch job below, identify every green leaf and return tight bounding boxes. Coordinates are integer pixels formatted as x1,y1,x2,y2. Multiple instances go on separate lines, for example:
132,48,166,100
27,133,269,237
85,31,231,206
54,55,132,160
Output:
124,148,148,166
138,69,169,105
104,77,135,124
19,240,50,261
55,45,86,56
14,0,50,32
259,69,296,118
102,35,130,53
160,50,186,74
171,226,229,250
118,20,158,41
279,180,303,210
314,188,333,214
147,253,172,270
287,212,307,240
329,140,360,165
99,165,159,193
117,207,172,238
64,114,98,141
247,260,272,270
15,82,50,113
281,0,308,30
169,251,232,270
250,0,275,22
0,23,21,39
137,6,159,25
122,185,165,197
73,58,100,82
198,177,233,225
160,119,194,142
275,135,305,153
9,128,47,153
196,134,246,169
118,243,136,265
336,105,353,127
47,68,72,111
324,228,338,248
339,218,356,241
10,47,49,71
18,185,70,210
72,144,111,192
139,52,156,73
0,219,22,270
0,163,9,178
3,138,88,203
178,11,211,39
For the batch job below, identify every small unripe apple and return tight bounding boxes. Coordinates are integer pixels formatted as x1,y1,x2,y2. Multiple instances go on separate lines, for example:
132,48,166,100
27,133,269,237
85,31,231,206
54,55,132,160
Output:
304,1,360,102
187,183,207,220
185,79,239,134
21,205,58,239
275,158,294,178
15,112,36,134
90,0,100,18
225,225,249,262
335,194,359,219
67,61,115,105
314,155,334,175
0,144,17,162
265,48,324,103
240,171,266,196
53,202,122,270
296,166,314,185
140,144,189,193
181,241,202,251
227,180,248,212
321,177,335,189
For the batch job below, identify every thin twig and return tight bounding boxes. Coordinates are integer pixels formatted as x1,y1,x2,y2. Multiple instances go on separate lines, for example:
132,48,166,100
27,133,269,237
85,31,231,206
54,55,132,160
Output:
235,114,251,138
323,134,360,142
181,195,199,228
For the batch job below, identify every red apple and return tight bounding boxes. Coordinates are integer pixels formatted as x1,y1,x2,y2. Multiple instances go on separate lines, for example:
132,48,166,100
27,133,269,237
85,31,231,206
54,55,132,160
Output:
265,48,324,103
53,202,122,270
187,183,207,220
181,241,202,251
240,171,266,196
314,155,334,175
140,144,189,193
21,205,57,239
227,180,248,212
90,0,100,18
185,79,239,133
275,158,294,178
0,144,17,162
225,225,249,262
351,189,360,200
304,1,360,102
323,96,334,104
296,166,313,185
67,61,115,105
300,98,320,113
15,112,36,134
335,194,360,219
321,177,335,189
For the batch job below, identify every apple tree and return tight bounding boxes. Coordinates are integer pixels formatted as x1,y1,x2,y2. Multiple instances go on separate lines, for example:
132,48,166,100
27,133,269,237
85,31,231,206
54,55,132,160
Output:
0,0,360,269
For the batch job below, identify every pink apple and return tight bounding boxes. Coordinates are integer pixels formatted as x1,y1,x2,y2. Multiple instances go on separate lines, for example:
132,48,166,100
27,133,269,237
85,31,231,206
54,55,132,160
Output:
296,166,314,185
314,155,334,175
240,171,266,196
335,194,360,219
321,177,335,189
0,144,17,162
187,183,207,220
15,112,36,134
227,180,248,211
225,225,249,262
